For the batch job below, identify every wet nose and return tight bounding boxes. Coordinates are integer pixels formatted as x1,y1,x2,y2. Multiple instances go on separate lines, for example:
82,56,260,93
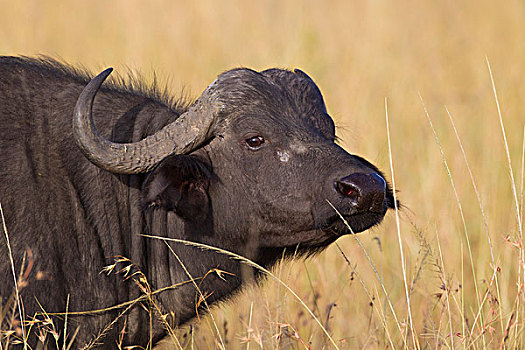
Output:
335,173,387,212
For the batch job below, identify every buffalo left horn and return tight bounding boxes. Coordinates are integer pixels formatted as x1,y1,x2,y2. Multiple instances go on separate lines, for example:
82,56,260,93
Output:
73,68,221,174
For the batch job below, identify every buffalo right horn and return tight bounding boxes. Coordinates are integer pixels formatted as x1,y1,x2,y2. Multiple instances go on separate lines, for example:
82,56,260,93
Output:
73,68,222,174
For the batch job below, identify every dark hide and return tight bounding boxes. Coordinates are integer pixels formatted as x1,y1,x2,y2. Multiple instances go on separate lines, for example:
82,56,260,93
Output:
0,57,396,348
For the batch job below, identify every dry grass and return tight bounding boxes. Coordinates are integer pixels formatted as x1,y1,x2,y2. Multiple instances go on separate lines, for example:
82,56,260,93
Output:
1,0,525,348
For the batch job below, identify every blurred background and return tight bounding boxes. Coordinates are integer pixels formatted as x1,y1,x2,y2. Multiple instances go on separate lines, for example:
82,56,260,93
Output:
2,0,525,348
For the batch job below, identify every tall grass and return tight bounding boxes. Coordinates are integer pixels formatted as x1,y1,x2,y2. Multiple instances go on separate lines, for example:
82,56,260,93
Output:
1,0,525,348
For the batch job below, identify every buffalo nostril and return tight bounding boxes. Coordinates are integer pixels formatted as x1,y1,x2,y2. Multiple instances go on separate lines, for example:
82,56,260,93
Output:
336,173,387,212
335,181,360,202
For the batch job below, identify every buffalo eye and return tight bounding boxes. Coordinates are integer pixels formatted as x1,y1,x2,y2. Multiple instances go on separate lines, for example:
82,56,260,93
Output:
245,136,265,150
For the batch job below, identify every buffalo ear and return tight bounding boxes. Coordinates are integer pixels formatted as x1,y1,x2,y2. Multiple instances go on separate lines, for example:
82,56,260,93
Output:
141,155,212,221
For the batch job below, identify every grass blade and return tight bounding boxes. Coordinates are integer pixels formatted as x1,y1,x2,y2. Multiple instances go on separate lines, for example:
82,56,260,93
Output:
0,203,27,349
385,97,419,349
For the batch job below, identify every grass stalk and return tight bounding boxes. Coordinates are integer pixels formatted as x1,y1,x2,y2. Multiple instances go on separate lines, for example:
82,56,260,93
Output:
461,243,467,349
246,301,253,350
436,228,454,349
371,286,396,349
385,97,419,349
63,294,69,350
519,125,525,249
162,241,223,350
420,93,486,348
486,57,524,242
80,297,137,350
335,243,395,348
0,203,27,349
46,279,199,317
468,264,499,345
486,57,524,346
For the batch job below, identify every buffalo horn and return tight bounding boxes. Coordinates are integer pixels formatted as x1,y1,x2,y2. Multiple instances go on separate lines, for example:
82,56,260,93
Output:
73,68,220,174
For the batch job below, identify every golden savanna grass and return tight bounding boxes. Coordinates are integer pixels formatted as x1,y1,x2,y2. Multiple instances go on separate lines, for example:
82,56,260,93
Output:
1,0,525,348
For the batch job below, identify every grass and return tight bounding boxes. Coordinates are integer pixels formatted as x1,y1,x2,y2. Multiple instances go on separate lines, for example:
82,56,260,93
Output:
1,203,26,348
1,0,525,348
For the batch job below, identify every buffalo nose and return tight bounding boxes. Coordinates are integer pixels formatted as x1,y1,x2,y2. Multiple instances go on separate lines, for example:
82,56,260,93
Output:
335,173,387,212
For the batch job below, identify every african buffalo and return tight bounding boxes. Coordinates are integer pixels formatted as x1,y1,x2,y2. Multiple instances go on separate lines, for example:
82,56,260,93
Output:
0,57,395,348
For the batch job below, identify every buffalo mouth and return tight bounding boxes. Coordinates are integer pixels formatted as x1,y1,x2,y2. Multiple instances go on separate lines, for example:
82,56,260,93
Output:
322,195,397,236
324,211,387,236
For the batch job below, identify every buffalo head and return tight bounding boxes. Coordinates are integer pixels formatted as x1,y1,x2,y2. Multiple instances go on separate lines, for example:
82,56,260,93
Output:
74,67,396,256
